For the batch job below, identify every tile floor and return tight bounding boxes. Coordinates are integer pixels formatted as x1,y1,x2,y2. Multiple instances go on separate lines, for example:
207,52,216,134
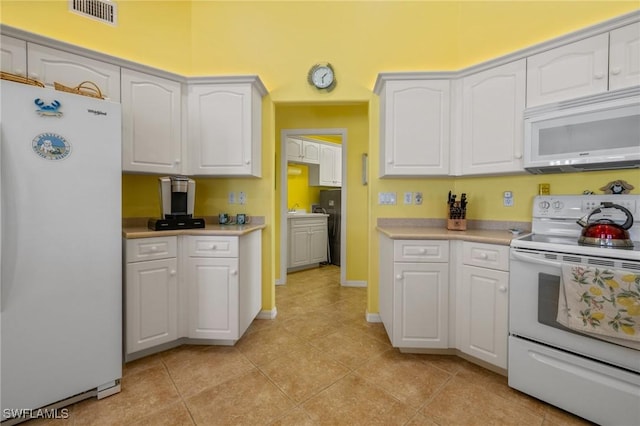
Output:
29,265,593,425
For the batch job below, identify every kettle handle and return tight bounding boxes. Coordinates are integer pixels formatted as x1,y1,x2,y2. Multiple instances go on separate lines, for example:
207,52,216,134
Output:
588,202,634,230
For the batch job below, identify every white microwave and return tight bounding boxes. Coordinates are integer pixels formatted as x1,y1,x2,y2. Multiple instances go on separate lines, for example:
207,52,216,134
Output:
523,89,640,174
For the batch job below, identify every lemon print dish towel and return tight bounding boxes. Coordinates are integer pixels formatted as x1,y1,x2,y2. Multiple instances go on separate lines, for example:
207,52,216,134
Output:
557,264,640,348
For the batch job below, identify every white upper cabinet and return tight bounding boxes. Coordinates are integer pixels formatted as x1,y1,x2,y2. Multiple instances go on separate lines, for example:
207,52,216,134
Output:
309,143,342,187
526,34,609,107
377,78,450,176
459,59,526,175
27,43,121,101
121,68,182,174
1,35,26,76
187,78,266,177
609,22,640,90
286,137,320,165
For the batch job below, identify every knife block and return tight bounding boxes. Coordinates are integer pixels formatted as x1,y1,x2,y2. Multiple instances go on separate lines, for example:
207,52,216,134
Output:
447,219,467,231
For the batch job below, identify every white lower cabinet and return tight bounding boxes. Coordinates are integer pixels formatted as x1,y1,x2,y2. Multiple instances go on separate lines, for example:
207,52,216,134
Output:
456,241,509,369
125,236,178,355
379,236,449,348
124,230,262,359
288,216,328,270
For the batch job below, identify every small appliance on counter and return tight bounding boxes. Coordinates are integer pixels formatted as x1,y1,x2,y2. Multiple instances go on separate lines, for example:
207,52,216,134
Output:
148,176,205,230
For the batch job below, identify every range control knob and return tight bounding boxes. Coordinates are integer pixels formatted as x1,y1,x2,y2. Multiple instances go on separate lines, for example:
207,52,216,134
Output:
539,201,551,210
553,201,564,210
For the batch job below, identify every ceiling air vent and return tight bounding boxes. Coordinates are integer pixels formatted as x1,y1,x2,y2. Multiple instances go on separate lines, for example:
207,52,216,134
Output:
69,0,117,26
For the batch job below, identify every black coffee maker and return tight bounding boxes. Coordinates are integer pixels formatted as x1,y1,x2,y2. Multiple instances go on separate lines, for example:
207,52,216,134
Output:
148,176,205,230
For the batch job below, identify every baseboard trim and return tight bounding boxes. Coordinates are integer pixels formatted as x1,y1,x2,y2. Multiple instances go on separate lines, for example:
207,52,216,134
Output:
256,308,277,320
343,280,367,288
366,311,382,323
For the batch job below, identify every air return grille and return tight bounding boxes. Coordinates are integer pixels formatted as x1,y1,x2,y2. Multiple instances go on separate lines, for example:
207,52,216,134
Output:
69,0,117,25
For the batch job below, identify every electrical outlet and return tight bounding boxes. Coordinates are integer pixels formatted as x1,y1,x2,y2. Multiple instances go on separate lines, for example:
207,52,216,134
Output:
228,192,235,204
414,192,423,205
503,191,514,207
404,192,412,205
238,191,246,205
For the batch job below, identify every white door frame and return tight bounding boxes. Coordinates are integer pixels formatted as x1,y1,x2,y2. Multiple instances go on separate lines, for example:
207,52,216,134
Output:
279,128,347,286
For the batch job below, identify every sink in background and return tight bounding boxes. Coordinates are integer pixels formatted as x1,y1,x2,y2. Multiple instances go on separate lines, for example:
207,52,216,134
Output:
288,209,307,214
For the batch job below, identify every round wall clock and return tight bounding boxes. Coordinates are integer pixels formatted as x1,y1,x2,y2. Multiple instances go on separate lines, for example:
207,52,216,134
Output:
308,63,337,91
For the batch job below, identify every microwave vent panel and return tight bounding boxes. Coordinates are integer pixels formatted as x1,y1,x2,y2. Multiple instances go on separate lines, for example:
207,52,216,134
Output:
69,0,117,25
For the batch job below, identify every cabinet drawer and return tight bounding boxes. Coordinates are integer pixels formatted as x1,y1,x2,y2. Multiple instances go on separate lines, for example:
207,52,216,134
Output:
289,217,327,228
126,236,177,263
462,242,509,271
187,236,238,258
393,240,449,263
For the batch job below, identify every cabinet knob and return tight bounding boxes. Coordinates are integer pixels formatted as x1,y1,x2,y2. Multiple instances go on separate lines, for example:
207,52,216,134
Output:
245,160,251,165
387,159,393,164
478,252,488,259
419,248,427,254
610,67,622,76
498,286,507,293
29,72,39,79
396,274,403,280
170,270,177,276
210,244,217,250
514,153,522,159
594,72,605,80
230,270,238,276
150,246,158,252
14,68,24,76
174,158,181,164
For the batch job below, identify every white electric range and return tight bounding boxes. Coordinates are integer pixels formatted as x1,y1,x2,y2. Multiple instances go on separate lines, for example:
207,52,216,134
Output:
508,194,640,426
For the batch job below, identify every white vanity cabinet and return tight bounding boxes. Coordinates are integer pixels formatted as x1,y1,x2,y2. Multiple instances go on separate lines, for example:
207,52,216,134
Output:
288,215,328,270
187,78,266,176
379,236,449,349
121,68,183,174
309,143,342,187
27,43,121,101
376,77,450,176
286,137,320,165
609,22,640,90
456,241,509,369
1,35,26,76
185,232,262,341
124,236,178,357
458,59,526,175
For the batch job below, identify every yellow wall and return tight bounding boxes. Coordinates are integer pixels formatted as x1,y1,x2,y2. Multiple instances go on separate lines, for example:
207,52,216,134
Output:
3,1,639,316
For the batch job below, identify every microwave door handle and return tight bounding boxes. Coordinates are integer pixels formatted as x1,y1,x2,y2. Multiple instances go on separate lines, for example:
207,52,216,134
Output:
511,250,562,268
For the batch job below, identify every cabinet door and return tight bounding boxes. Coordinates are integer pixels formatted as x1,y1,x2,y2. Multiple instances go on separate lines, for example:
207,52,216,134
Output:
286,137,304,162
610,22,640,90
121,69,182,174
308,225,328,264
461,60,526,175
380,80,450,176
1,35,27,76
526,34,608,107
318,144,341,187
188,84,261,176
457,265,508,369
187,257,239,340
125,258,178,354
27,43,120,101
289,225,312,267
302,140,321,164
393,262,448,348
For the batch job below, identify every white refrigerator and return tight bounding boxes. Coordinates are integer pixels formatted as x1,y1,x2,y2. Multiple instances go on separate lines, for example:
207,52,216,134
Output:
1,80,122,421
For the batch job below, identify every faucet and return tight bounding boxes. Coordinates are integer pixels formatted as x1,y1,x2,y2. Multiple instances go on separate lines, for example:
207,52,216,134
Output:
289,203,299,213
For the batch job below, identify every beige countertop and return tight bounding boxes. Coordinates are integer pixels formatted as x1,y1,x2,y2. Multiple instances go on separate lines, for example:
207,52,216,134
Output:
287,213,329,218
122,217,266,239
376,226,524,246
376,218,531,246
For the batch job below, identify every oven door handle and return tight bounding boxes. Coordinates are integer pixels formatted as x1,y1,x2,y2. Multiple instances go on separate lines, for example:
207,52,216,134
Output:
511,250,562,268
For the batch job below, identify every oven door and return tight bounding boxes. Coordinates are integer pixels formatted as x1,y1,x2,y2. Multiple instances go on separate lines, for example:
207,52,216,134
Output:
509,247,640,373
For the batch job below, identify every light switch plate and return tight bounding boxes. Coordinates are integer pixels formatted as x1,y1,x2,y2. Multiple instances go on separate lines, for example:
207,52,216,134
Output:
238,191,246,205
403,192,412,205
